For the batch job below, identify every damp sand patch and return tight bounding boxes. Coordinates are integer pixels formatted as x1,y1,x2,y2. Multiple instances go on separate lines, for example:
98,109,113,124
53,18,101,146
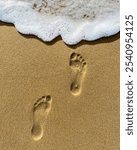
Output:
0,0,120,45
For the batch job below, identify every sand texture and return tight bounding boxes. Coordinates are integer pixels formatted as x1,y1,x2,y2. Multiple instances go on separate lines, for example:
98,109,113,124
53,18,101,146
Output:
0,22,119,150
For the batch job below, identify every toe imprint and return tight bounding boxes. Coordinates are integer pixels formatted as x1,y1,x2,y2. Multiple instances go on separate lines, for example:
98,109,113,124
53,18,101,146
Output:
70,52,87,71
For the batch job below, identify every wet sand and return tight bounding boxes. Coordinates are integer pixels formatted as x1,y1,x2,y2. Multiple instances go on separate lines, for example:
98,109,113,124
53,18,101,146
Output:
0,22,119,150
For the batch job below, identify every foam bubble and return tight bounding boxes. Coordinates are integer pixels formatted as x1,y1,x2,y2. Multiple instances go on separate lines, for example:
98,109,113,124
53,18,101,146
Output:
0,0,119,45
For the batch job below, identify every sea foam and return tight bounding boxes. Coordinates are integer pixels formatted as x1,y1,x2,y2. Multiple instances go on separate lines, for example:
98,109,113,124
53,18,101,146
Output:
0,0,120,45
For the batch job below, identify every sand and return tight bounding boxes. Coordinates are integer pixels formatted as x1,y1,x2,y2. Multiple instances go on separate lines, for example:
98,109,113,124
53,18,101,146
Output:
0,22,119,150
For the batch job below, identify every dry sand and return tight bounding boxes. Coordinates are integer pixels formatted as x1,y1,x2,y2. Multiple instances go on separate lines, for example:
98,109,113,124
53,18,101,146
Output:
0,22,119,150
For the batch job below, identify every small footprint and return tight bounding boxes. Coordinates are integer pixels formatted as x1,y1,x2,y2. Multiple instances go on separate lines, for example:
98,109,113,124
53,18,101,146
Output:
31,95,52,141
70,52,87,96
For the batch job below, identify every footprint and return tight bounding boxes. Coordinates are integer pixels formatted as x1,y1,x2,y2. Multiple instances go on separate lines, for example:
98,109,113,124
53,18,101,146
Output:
70,52,87,96
31,95,52,141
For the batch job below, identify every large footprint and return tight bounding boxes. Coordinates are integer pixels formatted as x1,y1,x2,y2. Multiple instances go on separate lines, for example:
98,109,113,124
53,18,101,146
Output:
70,53,87,96
31,95,52,141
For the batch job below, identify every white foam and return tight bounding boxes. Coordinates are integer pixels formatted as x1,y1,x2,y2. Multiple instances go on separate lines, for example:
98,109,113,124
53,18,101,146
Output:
0,0,120,45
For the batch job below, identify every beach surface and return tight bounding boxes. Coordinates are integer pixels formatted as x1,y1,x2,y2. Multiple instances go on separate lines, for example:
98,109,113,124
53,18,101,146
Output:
0,22,119,150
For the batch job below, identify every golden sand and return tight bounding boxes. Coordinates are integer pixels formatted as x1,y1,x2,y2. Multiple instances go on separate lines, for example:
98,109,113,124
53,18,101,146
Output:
0,22,119,150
